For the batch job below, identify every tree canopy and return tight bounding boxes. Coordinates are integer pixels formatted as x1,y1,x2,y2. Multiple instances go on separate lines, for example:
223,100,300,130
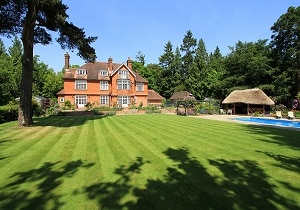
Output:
0,0,97,126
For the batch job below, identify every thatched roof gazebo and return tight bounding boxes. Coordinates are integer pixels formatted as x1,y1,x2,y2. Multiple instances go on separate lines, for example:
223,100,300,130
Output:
222,88,274,115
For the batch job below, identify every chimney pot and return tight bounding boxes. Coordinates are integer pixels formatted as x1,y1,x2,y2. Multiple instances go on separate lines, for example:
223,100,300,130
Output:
64,53,70,69
127,57,132,70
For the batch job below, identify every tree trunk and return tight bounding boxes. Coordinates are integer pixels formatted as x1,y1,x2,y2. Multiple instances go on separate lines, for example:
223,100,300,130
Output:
18,2,37,126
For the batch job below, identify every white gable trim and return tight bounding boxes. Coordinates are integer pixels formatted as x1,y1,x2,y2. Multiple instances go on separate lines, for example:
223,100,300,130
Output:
111,62,136,77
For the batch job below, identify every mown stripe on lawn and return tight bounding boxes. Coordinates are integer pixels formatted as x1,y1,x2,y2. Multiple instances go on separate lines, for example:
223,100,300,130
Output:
95,117,125,181
0,125,58,173
107,116,172,180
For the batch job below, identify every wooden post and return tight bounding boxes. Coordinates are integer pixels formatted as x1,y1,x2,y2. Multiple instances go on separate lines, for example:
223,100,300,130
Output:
247,104,249,115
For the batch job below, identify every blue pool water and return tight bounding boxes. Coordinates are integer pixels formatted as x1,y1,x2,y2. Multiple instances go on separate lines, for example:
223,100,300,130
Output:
234,117,300,129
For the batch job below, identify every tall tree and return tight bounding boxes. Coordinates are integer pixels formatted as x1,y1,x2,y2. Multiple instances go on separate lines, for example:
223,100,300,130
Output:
208,46,225,99
186,38,209,99
171,47,183,92
180,30,197,83
135,51,145,66
223,40,273,94
270,6,300,104
0,39,10,104
42,70,63,99
0,1,97,126
8,37,23,99
159,41,175,98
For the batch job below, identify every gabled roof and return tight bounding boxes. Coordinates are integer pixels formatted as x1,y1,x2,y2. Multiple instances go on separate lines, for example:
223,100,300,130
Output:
63,60,148,83
170,91,195,100
111,62,136,78
222,88,274,105
148,89,163,100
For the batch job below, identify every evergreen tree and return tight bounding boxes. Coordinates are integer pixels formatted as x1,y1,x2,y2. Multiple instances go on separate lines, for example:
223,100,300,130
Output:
208,46,226,99
186,38,209,100
0,39,10,104
159,41,175,98
7,37,23,99
270,6,300,104
171,47,183,92
180,30,197,84
0,1,97,126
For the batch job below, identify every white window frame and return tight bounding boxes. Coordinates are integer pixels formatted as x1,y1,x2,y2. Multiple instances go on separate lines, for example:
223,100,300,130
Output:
60,98,64,103
99,70,108,76
100,81,109,90
100,95,109,105
76,69,87,75
117,79,130,90
118,70,129,79
75,79,87,90
118,96,130,106
75,95,87,107
136,83,144,91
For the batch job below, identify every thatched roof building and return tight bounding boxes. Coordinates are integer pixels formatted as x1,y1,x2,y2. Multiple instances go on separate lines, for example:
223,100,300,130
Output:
222,88,274,115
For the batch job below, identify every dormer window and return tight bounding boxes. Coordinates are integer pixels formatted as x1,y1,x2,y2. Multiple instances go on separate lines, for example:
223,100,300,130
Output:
99,70,108,76
76,69,87,75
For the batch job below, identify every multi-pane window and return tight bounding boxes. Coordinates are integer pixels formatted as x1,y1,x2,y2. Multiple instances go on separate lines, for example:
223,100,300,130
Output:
75,80,87,90
100,95,109,105
117,79,130,90
136,83,144,91
75,95,87,105
76,69,87,75
118,96,130,106
99,70,108,76
100,81,108,90
118,70,129,79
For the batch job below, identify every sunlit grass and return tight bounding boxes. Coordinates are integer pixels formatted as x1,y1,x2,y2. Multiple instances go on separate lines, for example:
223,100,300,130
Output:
0,114,299,209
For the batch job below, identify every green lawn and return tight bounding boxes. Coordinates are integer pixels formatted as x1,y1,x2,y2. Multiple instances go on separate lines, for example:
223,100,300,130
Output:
0,114,299,210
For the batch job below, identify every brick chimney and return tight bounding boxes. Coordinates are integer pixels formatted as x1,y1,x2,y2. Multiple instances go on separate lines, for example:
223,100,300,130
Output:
127,57,132,70
64,53,70,69
108,57,113,71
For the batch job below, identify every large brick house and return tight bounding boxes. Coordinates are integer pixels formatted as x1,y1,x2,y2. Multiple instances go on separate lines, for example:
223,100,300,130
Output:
57,53,152,108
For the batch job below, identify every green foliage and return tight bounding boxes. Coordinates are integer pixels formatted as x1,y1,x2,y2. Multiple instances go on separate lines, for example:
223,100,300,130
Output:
0,104,18,123
63,100,75,110
271,104,288,114
44,99,60,116
0,1,97,126
270,6,300,103
195,102,219,115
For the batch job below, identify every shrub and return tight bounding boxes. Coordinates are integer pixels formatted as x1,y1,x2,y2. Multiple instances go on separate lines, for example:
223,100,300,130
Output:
271,104,288,114
63,100,75,110
0,104,18,123
32,99,45,117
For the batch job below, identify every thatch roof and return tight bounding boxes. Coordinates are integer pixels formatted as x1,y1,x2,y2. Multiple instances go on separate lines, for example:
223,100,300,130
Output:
222,88,274,105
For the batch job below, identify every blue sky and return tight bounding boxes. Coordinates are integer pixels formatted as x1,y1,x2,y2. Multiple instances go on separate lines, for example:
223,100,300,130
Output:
2,0,299,71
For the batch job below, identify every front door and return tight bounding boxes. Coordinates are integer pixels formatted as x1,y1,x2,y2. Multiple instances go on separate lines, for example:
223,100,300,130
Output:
75,95,87,108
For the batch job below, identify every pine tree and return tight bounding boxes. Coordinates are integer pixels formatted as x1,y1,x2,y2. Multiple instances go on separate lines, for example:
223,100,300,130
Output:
0,1,97,126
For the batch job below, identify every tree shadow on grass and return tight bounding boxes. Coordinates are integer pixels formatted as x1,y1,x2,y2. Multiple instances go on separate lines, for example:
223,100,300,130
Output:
256,150,300,173
0,160,94,209
244,124,300,150
82,147,298,209
33,115,106,127
0,140,10,161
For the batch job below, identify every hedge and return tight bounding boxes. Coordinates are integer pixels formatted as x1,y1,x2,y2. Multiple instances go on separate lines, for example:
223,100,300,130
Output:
0,104,18,124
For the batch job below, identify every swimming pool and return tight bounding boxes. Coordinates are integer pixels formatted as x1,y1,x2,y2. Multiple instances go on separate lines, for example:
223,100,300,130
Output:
234,117,300,129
